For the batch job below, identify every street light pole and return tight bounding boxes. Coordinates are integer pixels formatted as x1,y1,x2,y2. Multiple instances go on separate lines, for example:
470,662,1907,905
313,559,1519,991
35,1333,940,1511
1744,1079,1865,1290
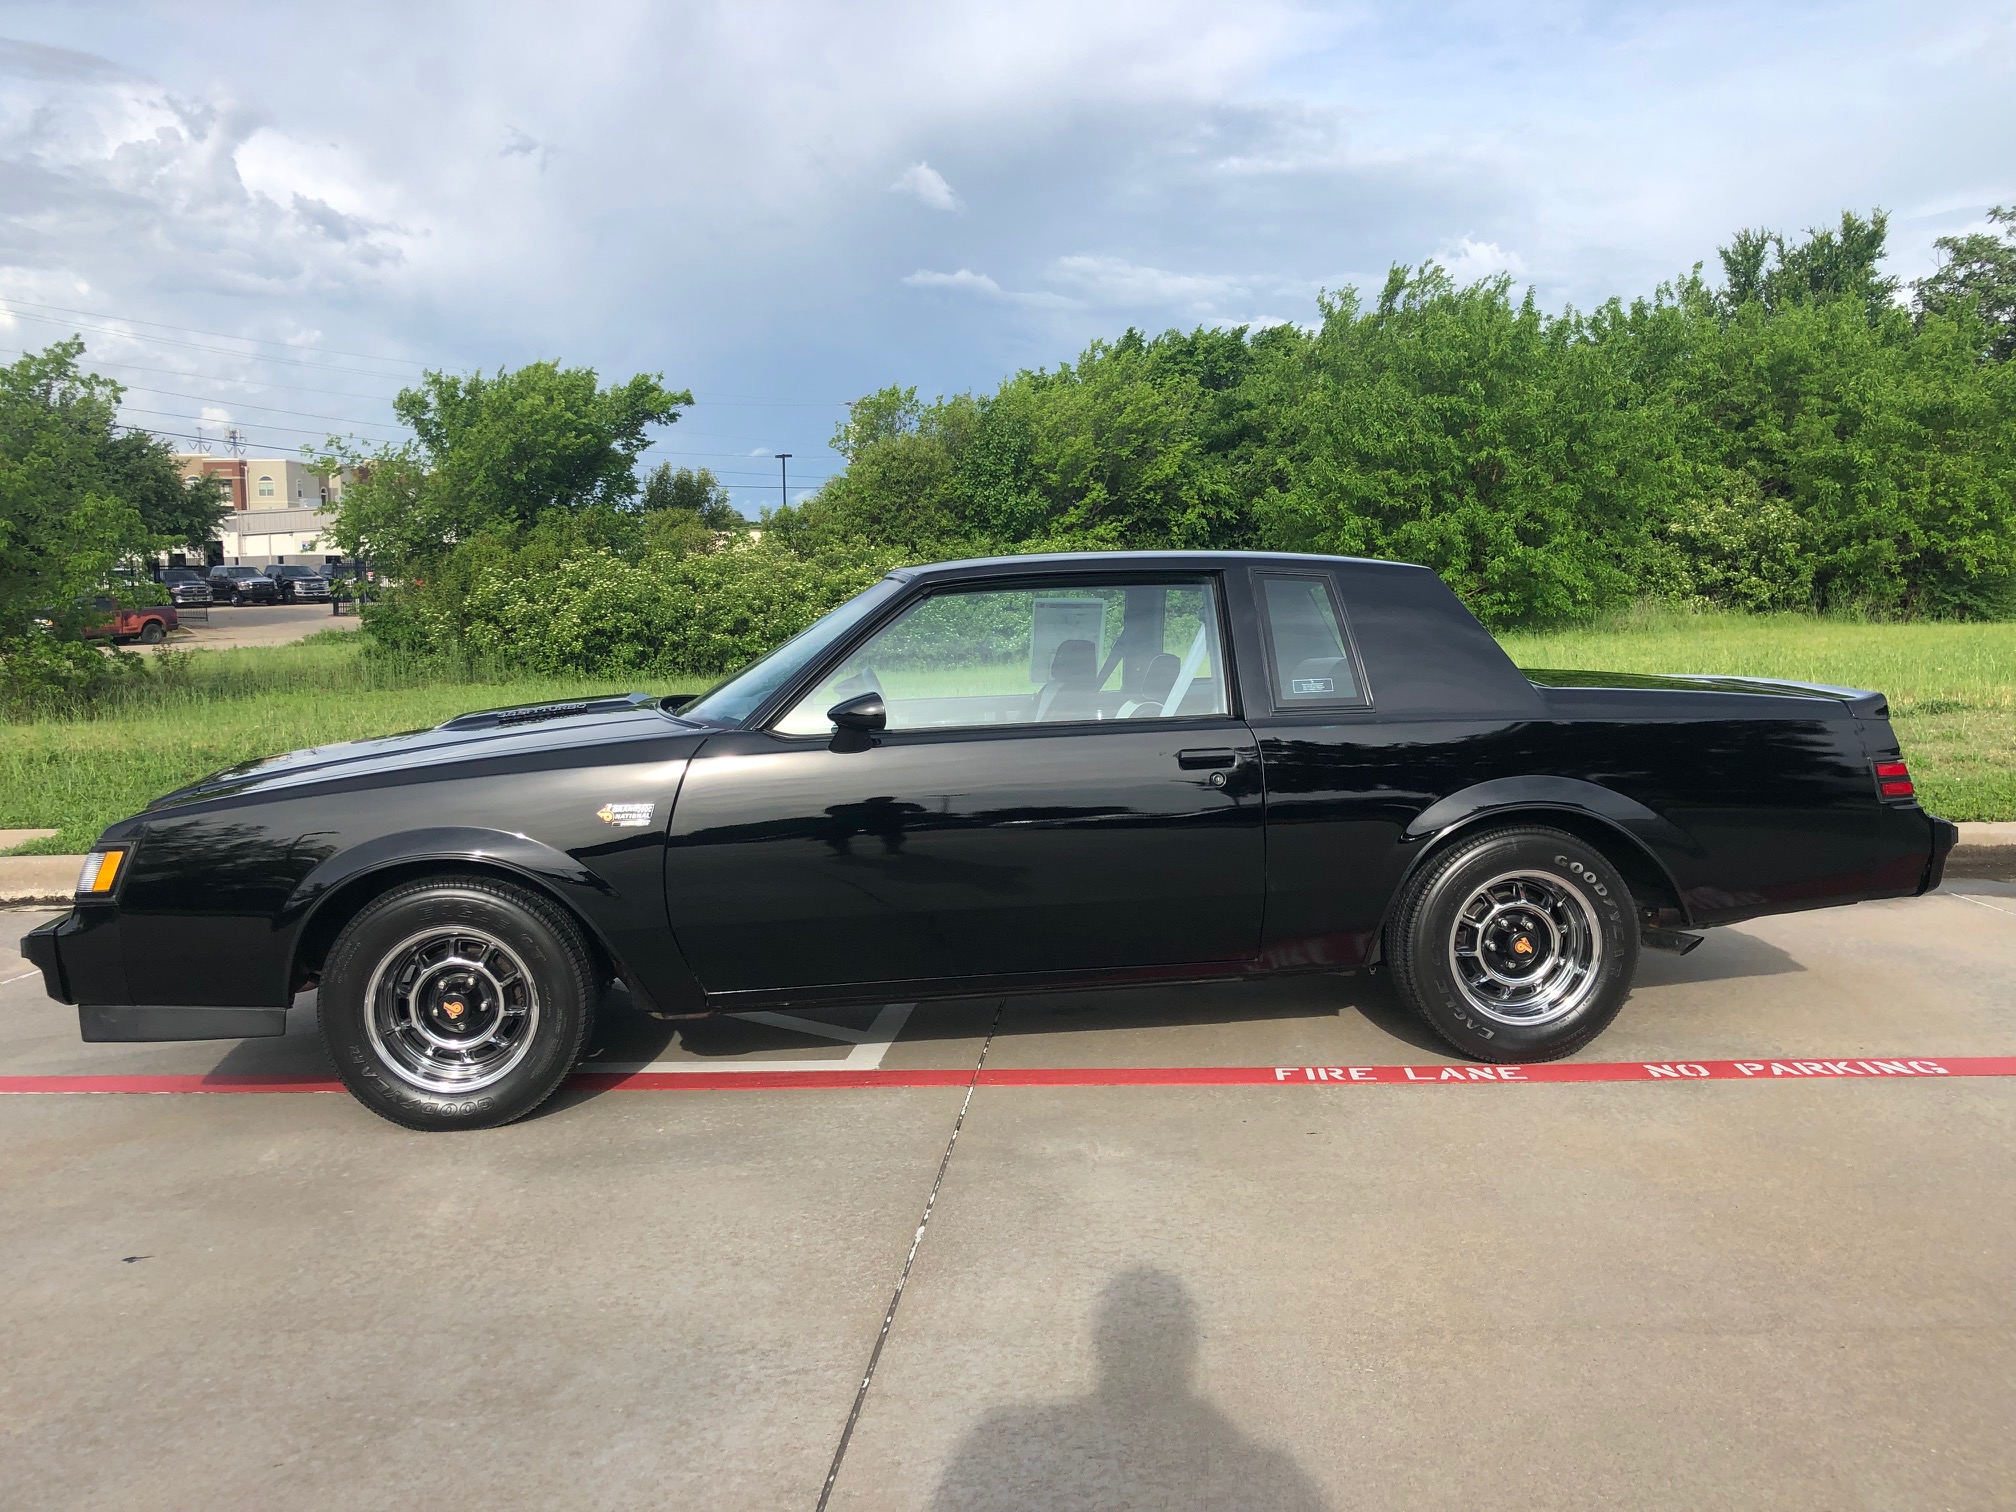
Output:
775,453,792,515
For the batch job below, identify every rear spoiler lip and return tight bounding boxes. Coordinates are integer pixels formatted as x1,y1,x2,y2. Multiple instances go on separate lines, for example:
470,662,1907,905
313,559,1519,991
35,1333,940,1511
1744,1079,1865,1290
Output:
1525,669,1890,719
1707,676,1889,719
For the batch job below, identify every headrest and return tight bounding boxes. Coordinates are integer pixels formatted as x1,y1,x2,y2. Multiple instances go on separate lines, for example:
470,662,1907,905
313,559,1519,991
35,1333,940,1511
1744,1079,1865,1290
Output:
1049,638,1097,682
1140,652,1181,700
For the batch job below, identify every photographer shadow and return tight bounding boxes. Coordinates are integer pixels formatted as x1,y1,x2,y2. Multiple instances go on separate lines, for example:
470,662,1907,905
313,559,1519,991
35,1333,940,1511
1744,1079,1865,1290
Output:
927,1266,1334,1512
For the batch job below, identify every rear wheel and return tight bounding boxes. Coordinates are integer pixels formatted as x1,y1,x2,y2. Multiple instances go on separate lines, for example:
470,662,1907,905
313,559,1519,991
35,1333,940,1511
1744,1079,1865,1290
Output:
1384,826,1638,1063
320,875,595,1130
137,619,166,644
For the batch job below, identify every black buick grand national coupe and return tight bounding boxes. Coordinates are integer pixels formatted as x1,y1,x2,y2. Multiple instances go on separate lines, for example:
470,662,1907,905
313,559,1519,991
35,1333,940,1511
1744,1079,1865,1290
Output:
23,552,1958,1129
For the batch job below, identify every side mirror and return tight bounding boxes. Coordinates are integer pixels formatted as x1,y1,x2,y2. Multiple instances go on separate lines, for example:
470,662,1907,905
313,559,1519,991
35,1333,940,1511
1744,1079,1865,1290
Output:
828,691,887,733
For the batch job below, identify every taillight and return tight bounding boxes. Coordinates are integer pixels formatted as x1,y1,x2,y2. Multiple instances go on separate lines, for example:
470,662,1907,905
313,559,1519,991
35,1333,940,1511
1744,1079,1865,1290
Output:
1874,760,1914,799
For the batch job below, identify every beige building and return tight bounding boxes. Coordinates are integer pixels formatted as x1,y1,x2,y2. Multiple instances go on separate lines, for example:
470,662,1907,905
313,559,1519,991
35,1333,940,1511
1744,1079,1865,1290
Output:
172,454,354,566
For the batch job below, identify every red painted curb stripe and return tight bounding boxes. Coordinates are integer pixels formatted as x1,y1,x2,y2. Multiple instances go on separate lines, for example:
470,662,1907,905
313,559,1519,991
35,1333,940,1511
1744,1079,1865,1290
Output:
1,1056,2012,1095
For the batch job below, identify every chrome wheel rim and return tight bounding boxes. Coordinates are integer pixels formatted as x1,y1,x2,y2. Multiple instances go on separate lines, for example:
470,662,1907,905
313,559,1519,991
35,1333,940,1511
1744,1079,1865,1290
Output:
1446,870,1603,1027
364,927,541,1093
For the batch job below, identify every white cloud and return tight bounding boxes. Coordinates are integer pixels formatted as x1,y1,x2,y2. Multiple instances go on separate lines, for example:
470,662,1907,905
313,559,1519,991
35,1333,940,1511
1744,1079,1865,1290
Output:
890,161,958,210
0,1,2009,479
1436,237,1526,284
903,267,1003,296
500,126,552,171
1049,254,1249,313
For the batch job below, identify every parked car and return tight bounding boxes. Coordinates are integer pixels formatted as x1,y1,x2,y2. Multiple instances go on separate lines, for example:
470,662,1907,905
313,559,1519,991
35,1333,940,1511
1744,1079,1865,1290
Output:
159,568,213,606
263,564,333,602
23,551,1956,1131
78,595,178,645
206,565,281,604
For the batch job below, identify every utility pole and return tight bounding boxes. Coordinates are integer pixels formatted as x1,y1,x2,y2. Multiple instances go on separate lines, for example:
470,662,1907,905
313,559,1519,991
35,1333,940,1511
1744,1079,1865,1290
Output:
775,453,792,514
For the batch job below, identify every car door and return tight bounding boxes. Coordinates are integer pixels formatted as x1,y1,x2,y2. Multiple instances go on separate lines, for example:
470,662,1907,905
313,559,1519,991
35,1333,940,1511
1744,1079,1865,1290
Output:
662,574,1265,995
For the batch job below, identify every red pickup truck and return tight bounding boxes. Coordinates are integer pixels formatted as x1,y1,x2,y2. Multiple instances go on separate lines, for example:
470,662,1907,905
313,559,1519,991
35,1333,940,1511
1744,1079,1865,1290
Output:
83,596,178,645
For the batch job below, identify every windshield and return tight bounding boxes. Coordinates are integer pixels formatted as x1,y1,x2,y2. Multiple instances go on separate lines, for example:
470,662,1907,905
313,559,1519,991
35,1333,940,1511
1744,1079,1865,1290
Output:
678,576,905,727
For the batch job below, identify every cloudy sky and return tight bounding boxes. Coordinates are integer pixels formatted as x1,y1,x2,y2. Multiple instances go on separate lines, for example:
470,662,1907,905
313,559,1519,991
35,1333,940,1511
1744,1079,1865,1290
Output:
2,0,2011,512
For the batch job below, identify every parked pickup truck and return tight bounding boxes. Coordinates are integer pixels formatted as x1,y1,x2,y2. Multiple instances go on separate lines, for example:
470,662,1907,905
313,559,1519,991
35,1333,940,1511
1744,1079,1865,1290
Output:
205,565,280,604
75,596,178,645
22,551,1956,1130
262,564,332,602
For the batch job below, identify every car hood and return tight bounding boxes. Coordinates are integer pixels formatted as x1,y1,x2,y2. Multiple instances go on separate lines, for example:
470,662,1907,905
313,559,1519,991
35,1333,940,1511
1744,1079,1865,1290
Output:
148,693,706,809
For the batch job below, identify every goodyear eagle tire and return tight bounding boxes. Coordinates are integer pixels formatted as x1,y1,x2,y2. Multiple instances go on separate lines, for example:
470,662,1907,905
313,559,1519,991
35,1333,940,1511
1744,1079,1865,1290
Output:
1384,826,1638,1063
320,875,595,1130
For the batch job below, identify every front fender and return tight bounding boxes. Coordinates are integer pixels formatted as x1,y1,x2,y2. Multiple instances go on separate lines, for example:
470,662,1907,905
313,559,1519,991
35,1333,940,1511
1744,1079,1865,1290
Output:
284,826,610,924
283,826,703,1016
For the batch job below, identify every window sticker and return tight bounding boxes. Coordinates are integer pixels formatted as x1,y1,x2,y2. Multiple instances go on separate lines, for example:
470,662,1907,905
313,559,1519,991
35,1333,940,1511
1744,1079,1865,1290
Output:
1290,676,1336,694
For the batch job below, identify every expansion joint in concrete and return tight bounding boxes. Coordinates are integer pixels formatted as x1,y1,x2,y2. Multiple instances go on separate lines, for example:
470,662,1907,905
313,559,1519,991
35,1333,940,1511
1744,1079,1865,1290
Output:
815,1001,1003,1511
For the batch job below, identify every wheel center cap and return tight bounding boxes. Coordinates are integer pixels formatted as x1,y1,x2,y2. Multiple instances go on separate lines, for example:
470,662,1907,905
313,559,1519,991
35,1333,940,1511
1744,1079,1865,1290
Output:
1486,915,1549,974
422,973,495,1038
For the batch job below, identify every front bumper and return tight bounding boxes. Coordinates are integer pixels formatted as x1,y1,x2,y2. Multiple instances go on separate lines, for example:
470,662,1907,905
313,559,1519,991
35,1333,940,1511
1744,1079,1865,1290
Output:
18,914,287,1042
20,917,68,1001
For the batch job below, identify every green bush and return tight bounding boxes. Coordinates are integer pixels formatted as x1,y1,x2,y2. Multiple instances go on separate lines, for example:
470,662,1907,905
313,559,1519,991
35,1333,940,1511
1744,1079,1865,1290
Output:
375,537,900,677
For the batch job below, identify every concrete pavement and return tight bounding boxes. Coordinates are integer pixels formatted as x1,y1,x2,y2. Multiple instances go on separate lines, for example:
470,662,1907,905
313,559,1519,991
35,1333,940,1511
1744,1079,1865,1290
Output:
166,600,360,651
2,883,2013,1510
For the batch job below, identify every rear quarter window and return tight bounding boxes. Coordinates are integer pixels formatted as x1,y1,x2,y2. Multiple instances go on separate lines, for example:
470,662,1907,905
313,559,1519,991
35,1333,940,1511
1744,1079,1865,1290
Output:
1253,571,1369,711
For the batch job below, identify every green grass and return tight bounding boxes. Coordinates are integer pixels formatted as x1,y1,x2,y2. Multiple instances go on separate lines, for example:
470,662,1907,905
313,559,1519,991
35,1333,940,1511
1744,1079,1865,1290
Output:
3,612,2011,853
0,635,709,852
1501,607,2016,821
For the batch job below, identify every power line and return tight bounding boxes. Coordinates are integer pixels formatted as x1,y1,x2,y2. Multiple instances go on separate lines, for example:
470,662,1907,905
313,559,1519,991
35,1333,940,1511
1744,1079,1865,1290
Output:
0,306,441,378
118,390,410,431
5,317,854,405
0,346,407,401
0,296,428,365
117,418,838,481
117,406,393,440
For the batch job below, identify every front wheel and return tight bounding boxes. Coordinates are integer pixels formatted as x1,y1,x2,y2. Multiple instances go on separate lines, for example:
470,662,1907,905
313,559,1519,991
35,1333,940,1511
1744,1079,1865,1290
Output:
1384,826,1639,1063
320,875,596,1130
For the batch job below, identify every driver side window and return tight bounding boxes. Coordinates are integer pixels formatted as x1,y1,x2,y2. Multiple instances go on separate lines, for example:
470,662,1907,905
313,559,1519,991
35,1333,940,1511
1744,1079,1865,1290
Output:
773,579,1229,735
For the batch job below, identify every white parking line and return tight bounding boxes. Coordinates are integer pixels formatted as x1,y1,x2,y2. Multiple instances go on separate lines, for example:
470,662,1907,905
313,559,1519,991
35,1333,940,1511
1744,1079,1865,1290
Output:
0,969,38,988
1947,891,2016,919
593,1003,915,1074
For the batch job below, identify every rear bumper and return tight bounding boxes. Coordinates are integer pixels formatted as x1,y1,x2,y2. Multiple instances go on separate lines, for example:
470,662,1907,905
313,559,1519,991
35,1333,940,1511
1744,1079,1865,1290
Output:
1921,815,1959,894
18,915,287,1041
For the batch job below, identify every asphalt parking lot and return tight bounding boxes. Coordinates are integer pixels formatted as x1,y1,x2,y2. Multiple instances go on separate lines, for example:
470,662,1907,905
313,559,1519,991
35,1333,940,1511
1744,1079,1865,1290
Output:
168,600,360,651
4,883,2013,1511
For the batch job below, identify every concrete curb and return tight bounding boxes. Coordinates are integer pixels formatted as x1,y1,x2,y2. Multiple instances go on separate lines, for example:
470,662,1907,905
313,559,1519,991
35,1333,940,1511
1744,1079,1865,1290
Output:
6,821,2016,909
1947,821,2016,881
0,855,82,908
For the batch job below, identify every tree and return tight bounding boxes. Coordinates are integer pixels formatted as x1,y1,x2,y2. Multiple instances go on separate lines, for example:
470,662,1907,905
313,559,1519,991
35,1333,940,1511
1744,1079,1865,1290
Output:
0,339,228,699
1915,206,2016,362
323,360,690,571
1718,210,1899,321
640,462,743,530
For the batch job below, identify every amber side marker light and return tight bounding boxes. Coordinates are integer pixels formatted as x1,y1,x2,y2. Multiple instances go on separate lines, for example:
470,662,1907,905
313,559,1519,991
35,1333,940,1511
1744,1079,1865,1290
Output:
1874,760,1915,800
75,848,127,897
